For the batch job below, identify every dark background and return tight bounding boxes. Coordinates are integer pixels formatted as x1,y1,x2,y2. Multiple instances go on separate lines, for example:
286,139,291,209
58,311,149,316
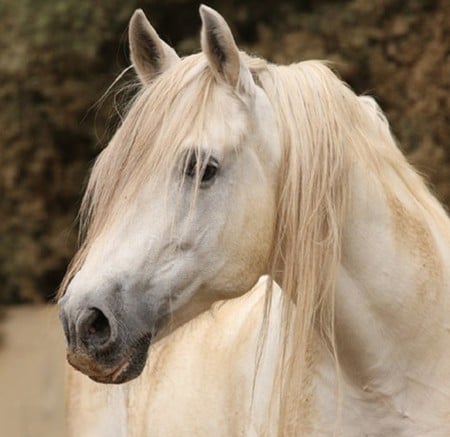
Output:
0,0,449,304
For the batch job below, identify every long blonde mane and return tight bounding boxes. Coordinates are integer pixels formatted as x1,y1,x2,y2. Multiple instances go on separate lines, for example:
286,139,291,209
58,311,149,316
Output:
60,51,449,435
253,60,352,433
250,58,450,434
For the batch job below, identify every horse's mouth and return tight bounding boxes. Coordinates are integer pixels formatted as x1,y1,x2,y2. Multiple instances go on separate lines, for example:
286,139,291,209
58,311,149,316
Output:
87,355,132,384
68,333,153,384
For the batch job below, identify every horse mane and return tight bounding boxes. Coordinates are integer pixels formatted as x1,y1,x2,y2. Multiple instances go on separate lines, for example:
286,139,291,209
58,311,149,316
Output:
246,57,450,434
249,59,353,433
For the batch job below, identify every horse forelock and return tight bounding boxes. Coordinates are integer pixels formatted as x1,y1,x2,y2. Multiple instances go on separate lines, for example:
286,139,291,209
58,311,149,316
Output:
58,53,253,299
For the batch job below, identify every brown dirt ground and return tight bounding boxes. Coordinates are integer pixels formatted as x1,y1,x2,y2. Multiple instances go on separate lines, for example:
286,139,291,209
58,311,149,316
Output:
0,306,66,437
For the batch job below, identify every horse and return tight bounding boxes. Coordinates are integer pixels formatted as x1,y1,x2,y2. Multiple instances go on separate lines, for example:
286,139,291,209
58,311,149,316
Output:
59,5,450,436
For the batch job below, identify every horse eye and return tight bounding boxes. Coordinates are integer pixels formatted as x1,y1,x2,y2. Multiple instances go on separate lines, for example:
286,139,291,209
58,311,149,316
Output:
201,163,218,182
184,154,218,186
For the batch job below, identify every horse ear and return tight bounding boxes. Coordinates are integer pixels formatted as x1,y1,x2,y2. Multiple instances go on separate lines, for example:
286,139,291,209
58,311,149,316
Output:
200,5,249,91
129,9,180,85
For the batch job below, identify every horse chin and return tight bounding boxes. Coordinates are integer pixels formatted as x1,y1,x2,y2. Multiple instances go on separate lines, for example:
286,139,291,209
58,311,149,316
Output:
90,345,150,384
69,334,153,385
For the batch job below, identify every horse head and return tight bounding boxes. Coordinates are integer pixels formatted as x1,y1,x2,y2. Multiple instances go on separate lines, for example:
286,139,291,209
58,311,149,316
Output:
59,6,280,384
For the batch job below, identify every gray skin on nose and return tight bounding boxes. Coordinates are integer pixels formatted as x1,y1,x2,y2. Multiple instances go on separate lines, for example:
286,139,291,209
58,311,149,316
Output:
59,286,154,384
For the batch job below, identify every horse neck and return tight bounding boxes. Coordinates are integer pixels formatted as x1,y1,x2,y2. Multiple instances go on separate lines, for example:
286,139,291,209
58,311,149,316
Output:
336,152,450,398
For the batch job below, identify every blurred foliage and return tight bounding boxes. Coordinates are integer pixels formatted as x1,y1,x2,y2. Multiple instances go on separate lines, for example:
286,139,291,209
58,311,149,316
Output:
0,0,448,303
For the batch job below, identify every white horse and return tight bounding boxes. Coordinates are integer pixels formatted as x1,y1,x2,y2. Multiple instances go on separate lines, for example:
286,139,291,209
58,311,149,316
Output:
59,6,450,436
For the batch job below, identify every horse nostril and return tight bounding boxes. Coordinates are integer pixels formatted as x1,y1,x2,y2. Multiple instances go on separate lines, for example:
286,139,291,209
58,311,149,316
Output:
88,309,109,335
78,307,112,350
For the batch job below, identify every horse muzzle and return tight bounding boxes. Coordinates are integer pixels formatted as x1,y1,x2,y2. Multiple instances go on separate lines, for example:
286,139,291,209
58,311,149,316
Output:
59,296,152,384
